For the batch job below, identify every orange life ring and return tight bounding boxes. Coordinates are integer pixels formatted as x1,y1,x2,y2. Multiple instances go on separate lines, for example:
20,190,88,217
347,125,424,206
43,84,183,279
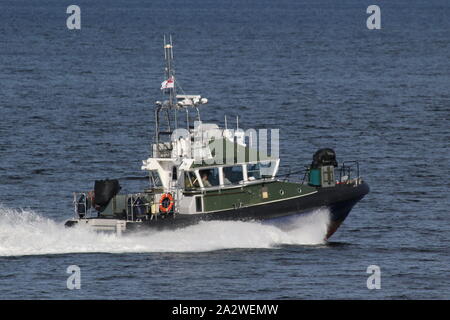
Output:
159,193,174,213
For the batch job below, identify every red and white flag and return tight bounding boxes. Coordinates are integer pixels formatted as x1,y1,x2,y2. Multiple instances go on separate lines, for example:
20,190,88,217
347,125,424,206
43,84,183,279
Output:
161,76,174,90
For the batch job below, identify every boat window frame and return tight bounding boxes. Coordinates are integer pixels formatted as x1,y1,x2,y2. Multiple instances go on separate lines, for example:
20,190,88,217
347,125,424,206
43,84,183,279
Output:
185,160,279,191
198,167,220,188
184,170,200,190
244,160,278,181
221,164,245,186
246,162,262,181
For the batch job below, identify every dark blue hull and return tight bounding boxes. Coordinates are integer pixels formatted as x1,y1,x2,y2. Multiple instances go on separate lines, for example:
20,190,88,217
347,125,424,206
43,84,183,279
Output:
125,181,370,239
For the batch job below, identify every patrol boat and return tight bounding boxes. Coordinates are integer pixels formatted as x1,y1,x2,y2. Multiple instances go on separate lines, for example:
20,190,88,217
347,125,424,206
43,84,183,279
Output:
65,37,369,239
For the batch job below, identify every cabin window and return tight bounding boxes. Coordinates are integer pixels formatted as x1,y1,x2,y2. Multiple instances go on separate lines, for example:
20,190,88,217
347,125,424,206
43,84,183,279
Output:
172,166,177,181
247,161,275,180
222,165,244,185
247,163,261,180
260,161,276,177
184,171,199,189
199,168,220,187
149,170,163,188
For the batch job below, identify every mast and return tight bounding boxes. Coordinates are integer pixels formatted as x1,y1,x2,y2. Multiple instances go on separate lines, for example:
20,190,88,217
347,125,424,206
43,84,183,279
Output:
163,34,176,107
155,35,177,147
154,35,207,151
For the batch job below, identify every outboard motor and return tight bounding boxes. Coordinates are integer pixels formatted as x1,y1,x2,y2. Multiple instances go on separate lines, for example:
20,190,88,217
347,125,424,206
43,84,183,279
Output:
311,148,338,169
94,179,121,210
309,148,338,187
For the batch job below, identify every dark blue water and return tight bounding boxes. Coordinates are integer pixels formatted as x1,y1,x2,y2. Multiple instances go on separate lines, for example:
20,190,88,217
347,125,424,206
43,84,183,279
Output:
0,0,449,299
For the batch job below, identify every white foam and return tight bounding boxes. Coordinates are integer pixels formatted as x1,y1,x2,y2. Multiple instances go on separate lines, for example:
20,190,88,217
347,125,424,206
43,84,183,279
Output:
0,205,330,257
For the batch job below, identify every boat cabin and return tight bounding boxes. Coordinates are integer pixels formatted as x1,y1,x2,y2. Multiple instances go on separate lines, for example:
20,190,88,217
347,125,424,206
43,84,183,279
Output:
141,119,280,215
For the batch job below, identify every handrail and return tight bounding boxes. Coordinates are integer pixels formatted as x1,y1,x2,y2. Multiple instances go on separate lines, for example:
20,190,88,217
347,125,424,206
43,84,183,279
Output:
275,161,361,186
126,193,152,222
339,160,360,184
183,177,276,194
73,192,153,221
275,166,309,184
73,192,95,219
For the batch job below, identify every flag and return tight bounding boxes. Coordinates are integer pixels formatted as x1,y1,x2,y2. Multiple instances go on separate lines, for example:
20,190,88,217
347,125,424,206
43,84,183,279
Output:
161,76,174,90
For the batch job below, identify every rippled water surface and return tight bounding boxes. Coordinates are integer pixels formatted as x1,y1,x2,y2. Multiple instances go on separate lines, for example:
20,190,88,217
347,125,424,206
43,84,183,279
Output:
0,0,449,299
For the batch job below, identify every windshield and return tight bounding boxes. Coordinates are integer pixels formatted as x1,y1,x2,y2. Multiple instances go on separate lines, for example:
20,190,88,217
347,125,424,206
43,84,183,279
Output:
184,171,199,189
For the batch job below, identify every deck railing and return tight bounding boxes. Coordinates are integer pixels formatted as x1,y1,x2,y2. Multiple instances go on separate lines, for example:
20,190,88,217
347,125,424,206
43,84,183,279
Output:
73,192,154,221
73,192,96,219
278,160,361,186
338,160,360,184
125,193,152,221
